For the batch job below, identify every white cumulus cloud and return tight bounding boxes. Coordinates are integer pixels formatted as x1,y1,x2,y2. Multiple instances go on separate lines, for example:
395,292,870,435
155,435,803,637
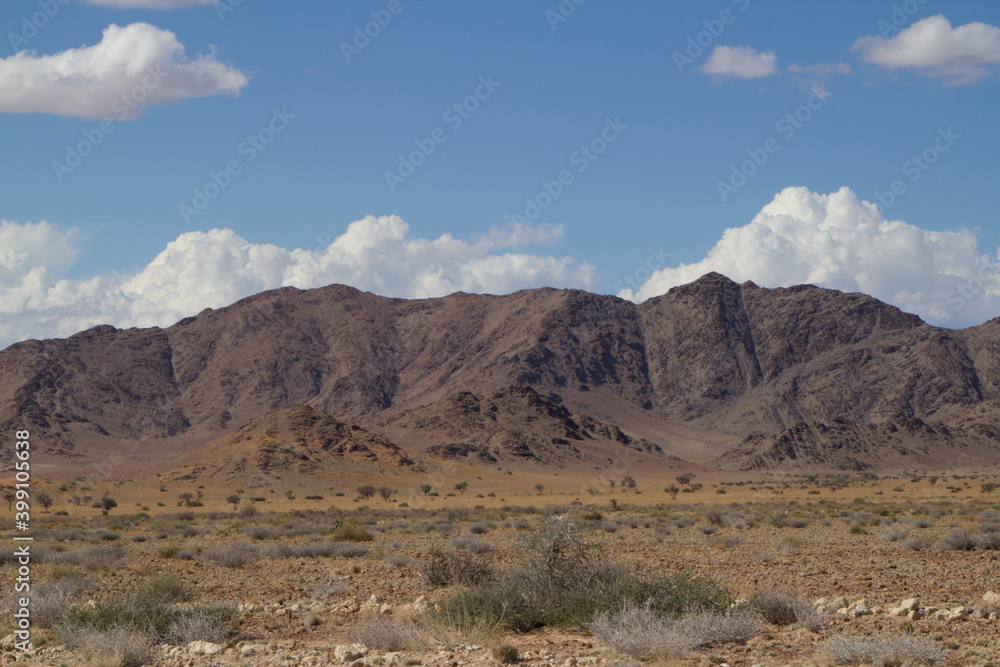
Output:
0,22,248,120
699,45,779,79
82,0,216,7
619,186,1000,329
0,217,597,350
853,15,1000,85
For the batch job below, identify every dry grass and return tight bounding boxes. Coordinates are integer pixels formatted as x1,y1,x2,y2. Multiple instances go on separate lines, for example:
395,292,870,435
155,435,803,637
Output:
590,603,761,659
751,589,826,631
817,633,945,666
57,627,156,667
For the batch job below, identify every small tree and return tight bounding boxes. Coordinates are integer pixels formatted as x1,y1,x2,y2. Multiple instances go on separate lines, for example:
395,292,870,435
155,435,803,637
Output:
665,484,680,500
357,485,376,500
420,483,432,496
377,486,396,502
36,492,53,513
982,482,999,495
534,483,545,495
928,476,940,488
676,473,694,486
622,475,636,495
2,489,15,511
226,494,241,510
454,482,468,494
608,479,616,492
179,492,193,506
100,495,117,515
285,490,295,500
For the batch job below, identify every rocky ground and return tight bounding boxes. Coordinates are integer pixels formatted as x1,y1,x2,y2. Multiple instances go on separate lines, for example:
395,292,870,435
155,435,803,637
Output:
3,480,1000,666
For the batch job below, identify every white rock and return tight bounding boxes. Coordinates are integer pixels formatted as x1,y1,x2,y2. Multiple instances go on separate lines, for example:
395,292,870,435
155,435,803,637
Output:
900,598,920,611
849,601,872,617
334,644,369,662
240,644,267,657
188,640,224,656
983,591,1000,607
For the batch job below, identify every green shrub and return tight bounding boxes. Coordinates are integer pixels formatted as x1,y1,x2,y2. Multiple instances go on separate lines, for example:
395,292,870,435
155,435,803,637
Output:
58,597,237,646
333,523,374,543
136,574,191,604
437,520,729,631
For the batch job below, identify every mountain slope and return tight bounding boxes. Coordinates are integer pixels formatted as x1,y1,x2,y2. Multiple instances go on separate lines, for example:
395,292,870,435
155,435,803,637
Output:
378,384,675,470
3,273,1000,471
159,405,413,485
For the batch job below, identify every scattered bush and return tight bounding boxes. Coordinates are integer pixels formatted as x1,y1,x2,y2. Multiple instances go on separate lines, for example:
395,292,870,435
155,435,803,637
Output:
817,633,945,665
206,542,260,568
136,574,191,604
749,590,825,631
590,603,761,659
333,523,375,543
438,521,730,631
425,548,495,588
57,627,155,667
939,528,976,551
353,615,423,651
78,544,125,571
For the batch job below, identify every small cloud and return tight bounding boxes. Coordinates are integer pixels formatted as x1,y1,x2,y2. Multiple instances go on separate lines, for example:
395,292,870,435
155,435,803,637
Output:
699,45,779,79
787,62,852,92
852,14,1000,85
82,0,216,8
0,22,248,120
787,62,853,75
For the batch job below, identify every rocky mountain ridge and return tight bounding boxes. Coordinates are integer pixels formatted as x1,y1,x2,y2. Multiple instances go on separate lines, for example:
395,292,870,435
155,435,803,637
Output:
3,272,999,471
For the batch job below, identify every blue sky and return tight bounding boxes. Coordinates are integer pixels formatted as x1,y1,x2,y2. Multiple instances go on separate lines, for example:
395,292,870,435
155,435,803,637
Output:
2,0,1000,349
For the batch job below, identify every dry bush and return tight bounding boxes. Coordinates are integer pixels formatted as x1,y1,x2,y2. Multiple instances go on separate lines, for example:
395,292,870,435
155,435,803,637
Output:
353,614,425,652
817,633,945,665
333,523,374,542
424,548,494,588
8,577,88,628
590,603,761,659
451,537,495,554
938,528,976,551
78,544,125,571
750,590,825,631
206,542,260,568
905,536,932,551
489,643,519,664
268,542,368,558
167,607,237,644
60,627,156,667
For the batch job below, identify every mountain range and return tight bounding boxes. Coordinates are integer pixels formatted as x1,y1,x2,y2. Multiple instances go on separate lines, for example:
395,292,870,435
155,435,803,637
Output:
3,272,1000,473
